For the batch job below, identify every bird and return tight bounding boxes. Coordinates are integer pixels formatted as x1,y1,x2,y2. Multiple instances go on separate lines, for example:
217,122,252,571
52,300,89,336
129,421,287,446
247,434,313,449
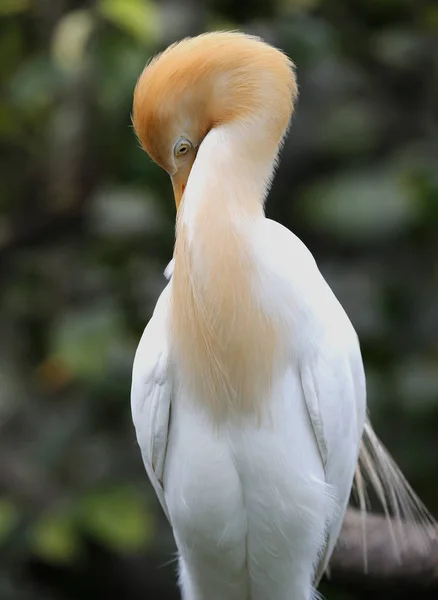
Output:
130,31,434,600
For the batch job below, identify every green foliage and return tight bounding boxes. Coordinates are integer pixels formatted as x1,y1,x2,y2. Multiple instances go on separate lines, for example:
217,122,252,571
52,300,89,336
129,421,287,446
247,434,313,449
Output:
49,306,125,381
0,0,30,16
78,486,154,551
0,500,19,543
99,0,160,43
28,487,153,564
30,507,82,565
301,167,420,243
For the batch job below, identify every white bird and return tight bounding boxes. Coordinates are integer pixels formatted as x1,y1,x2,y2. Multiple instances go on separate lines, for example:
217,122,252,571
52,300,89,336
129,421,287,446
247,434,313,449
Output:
131,31,433,600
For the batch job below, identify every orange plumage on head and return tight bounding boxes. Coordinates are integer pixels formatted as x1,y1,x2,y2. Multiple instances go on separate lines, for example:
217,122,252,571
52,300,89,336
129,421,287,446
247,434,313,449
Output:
132,31,297,180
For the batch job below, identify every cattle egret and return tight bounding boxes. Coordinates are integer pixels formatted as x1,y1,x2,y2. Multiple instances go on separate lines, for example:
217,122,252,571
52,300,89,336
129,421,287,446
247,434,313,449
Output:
131,32,434,600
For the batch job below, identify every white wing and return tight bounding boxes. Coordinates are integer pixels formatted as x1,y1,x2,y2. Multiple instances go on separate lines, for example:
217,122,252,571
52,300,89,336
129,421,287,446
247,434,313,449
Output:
300,340,366,584
298,297,435,584
131,283,172,523
260,218,367,582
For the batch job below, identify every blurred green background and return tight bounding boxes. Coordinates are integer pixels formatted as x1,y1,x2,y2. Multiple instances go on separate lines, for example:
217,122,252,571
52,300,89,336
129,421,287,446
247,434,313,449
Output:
0,0,437,598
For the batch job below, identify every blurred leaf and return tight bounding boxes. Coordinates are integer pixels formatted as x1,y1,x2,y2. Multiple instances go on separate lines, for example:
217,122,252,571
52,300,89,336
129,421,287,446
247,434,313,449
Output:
392,147,438,223
51,9,95,74
280,0,321,12
9,56,59,115
278,18,335,67
78,486,153,551
30,508,82,564
0,0,30,16
0,102,20,139
99,0,160,44
88,186,163,238
0,499,19,542
301,168,419,243
0,23,23,82
420,5,438,32
49,307,124,381
396,358,438,413
96,36,147,112
372,29,424,68
0,360,24,420
36,356,72,393
319,100,381,156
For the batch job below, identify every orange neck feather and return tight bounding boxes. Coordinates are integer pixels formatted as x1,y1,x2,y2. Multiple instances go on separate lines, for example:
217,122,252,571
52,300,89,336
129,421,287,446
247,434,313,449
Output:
169,126,283,421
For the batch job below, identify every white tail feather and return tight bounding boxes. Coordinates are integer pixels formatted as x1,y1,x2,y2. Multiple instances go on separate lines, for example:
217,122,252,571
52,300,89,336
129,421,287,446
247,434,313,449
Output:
354,416,436,567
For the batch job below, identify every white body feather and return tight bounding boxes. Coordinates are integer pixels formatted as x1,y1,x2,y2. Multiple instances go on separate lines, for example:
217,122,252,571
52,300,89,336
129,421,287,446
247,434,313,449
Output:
132,155,366,598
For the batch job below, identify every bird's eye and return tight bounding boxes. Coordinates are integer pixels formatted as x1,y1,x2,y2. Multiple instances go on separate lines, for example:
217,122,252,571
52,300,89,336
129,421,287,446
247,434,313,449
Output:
174,138,192,157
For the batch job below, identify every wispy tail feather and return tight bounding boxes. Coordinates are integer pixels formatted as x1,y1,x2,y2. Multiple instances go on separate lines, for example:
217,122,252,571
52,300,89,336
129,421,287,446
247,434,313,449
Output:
352,462,369,572
354,416,436,567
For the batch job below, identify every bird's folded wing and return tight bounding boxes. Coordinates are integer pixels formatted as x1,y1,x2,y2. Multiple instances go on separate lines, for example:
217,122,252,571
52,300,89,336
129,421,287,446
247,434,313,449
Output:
131,298,172,523
300,346,366,585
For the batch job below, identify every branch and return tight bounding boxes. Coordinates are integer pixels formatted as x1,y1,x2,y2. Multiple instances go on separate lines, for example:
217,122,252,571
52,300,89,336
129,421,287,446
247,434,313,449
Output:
329,509,438,589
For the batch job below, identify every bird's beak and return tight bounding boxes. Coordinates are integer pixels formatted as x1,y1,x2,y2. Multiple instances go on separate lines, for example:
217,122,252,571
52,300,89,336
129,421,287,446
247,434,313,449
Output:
170,159,195,210
171,173,186,210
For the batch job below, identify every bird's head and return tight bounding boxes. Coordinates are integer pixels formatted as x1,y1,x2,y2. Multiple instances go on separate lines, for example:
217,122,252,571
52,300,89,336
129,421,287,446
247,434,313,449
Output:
132,31,297,209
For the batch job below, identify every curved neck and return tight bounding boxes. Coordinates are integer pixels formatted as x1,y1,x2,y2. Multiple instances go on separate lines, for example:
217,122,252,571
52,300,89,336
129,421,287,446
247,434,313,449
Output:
180,123,280,230
170,124,282,421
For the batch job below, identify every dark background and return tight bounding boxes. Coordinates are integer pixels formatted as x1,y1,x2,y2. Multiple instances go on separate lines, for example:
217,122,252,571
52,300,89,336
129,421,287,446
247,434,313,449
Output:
1,0,437,598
